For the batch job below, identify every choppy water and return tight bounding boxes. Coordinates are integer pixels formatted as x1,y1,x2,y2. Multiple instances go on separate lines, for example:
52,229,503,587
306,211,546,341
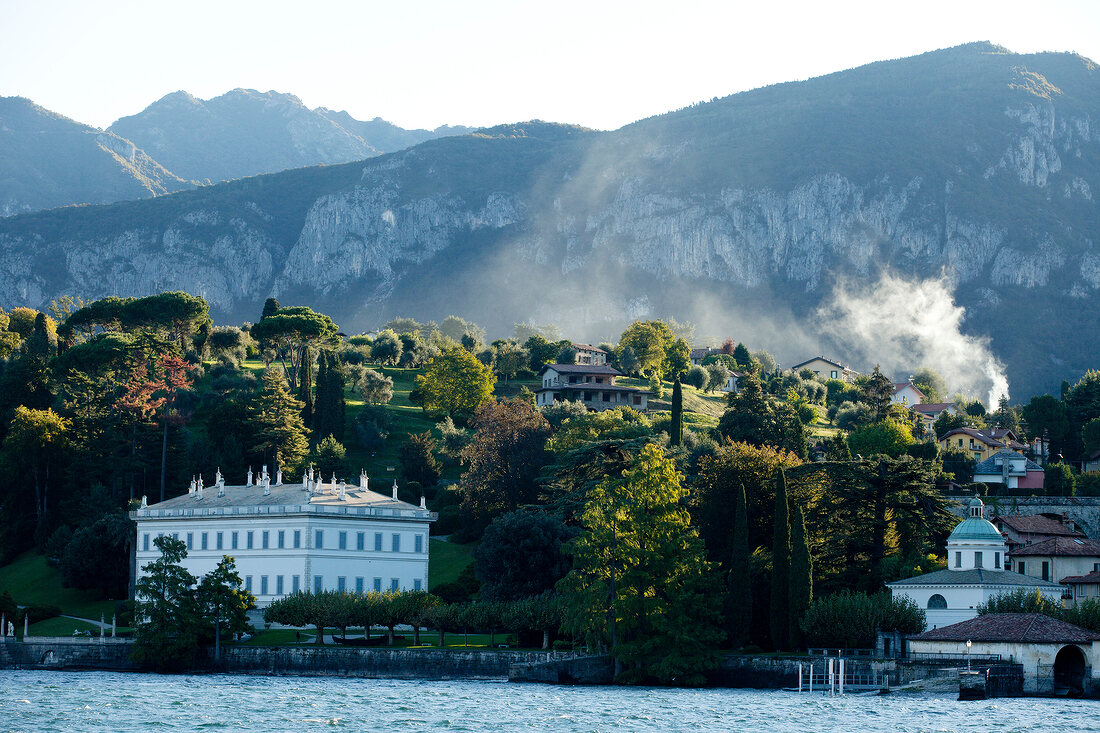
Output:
1,670,1098,732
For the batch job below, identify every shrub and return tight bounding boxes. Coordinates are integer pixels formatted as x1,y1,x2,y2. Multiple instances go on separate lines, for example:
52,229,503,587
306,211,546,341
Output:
20,604,63,624
683,365,708,390
801,591,924,648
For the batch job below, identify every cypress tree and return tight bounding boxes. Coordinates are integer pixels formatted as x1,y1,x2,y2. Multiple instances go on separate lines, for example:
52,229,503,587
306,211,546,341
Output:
670,377,683,446
313,351,346,442
298,347,315,430
788,502,812,650
728,482,752,649
261,297,281,321
770,469,791,650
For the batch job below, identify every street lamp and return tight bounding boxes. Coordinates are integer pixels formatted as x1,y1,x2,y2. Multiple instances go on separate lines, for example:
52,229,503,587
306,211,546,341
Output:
966,639,972,672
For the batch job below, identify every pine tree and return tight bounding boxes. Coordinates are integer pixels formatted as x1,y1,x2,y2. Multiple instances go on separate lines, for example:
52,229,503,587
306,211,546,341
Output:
670,377,683,446
864,365,894,422
312,351,346,442
260,297,281,321
297,347,314,430
251,368,309,471
770,469,791,650
788,502,812,650
728,482,752,649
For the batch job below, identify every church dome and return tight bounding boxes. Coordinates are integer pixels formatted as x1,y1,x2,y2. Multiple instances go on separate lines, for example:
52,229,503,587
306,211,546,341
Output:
948,517,1005,542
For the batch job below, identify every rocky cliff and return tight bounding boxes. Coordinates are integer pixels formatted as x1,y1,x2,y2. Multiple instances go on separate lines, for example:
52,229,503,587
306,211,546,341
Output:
2,43,1097,398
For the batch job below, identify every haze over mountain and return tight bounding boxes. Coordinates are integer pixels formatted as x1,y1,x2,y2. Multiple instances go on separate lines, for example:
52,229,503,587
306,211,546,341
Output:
2,43,1097,399
108,89,474,183
0,96,191,217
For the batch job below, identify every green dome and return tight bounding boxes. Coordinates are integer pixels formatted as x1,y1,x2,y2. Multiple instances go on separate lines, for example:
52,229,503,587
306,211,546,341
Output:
948,517,1004,542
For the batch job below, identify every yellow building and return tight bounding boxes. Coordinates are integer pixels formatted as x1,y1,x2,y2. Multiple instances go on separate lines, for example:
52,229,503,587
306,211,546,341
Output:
938,427,1024,462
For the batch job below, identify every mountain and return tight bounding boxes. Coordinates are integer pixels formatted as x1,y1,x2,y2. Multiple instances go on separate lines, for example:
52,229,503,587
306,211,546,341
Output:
2,43,1098,399
0,96,191,217
317,109,475,153
109,89,473,184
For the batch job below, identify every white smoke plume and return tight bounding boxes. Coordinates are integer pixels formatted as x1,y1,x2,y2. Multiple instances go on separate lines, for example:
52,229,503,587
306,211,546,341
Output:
815,273,1009,408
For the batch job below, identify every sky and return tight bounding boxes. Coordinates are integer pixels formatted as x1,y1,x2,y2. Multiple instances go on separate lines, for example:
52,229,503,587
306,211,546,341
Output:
2,0,1099,132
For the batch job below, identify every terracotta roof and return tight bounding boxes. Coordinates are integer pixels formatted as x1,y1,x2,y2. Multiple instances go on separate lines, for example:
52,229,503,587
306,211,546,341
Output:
571,343,607,354
911,613,1100,643
913,403,957,414
994,515,1084,538
539,364,622,376
939,427,1004,447
1009,537,1100,558
989,428,1021,442
893,382,926,399
1061,570,1100,585
887,568,1061,588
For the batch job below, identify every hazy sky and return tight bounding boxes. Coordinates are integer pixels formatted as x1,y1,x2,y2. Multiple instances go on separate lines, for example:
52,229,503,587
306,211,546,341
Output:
2,0,1098,131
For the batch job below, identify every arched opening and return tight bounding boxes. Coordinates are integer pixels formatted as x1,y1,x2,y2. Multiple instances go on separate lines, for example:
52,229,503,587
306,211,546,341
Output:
927,594,947,609
1054,645,1087,694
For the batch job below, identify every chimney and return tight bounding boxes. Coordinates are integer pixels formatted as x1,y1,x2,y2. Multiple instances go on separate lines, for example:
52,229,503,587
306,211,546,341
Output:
392,480,398,501
276,468,283,486
419,495,426,510
218,482,225,498
215,468,224,487
196,476,204,500
188,477,196,495
339,480,346,501
247,467,253,486
361,470,369,491
141,495,147,508
331,473,337,494
262,477,270,496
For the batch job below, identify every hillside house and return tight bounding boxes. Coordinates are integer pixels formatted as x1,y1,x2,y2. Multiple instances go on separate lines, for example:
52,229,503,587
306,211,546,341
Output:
938,427,1023,462
913,402,961,430
993,514,1085,552
791,356,859,382
1061,571,1100,608
891,381,926,407
571,343,608,366
1008,537,1100,585
536,364,648,412
131,467,434,607
973,449,1045,492
721,371,743,394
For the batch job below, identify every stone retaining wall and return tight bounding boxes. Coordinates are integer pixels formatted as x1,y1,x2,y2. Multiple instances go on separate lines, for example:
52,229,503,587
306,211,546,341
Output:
0,637,140,671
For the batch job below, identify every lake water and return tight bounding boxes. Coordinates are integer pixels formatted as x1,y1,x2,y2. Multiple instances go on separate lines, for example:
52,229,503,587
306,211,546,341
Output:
1,670,1099,732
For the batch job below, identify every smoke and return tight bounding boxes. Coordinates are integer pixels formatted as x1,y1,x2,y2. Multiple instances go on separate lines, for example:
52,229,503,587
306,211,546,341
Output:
814,272,1008,407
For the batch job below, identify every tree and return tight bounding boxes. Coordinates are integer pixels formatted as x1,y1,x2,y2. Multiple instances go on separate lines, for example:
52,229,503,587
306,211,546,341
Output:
559,444,725,684
1083,418,1100,457
60,512,131,599
440,315,485,346
2,406,69,536
618,346,640,376
683,365,708,390
992,395,1020,432
1047,462,1076,497
717,373,806,457
616,320,684,378
770,470,791,650
933,410,970,438
297,347,315,429
732,343,755,372
132,535,199,671
1021,394,1070,458
248,306,338,390
400,432,442,487
847,418,915,458
910,367,946,404
416,347,495,418
863,366,894,423
788,503,812,650
370,330,403,366
250,368,310,472
800,591,924,648
197,556,255,662
705,362,730,393
460,398,552,526
728,482,752,649
523,335,558,372
155,355,194,502
356,368,394,405
670,378,683,447
312,350,346,442
475,510,579,601
312,434,346,477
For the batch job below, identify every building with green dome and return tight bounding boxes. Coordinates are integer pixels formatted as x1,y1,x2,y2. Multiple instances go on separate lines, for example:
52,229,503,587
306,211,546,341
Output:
888,496,1063,629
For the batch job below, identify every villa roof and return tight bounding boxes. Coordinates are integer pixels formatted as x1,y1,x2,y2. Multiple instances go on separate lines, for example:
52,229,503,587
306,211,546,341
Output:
792,356,850,371
893,382,926,398
536,384,645,394
539,364,622,376
993,515,1084,538
1009,537,1100,558
973,449,1043,475
1062,570,1100,585
887,568,1061,589
142,479,421,512
571,343,607,354
939,427,1004,447
911,613,1100,644
913,403,957,414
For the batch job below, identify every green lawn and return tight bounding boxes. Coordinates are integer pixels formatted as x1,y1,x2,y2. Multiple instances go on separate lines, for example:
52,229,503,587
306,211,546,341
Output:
429,539,474,589
0,552,119,620
27,616,102,637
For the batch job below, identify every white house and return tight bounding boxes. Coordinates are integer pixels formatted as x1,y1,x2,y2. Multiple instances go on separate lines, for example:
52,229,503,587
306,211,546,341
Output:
891,381,925,407
887,497,1063,629
131,466,435,607
536,364,648,411
791,356,859,382
973,449,1045,492
721,371,743,394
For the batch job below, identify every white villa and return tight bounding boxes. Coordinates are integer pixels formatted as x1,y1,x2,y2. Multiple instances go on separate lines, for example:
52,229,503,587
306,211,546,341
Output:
888,497,1063,629
536,364,648,411
131,466,435,606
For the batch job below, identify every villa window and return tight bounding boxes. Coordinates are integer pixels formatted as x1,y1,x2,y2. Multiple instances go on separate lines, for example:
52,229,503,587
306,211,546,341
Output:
415,535,424,554
276,576,284,595
261,531,269,549
1042,561,1050,581
186,533,193,550
337,577,346,592
392,533,400,552
292,576,300,593
414,579,423,591
927,594,947,609
143,534,149,551
1017,561,1025,575
994,552,1001,569
231,532,239,550
356,577,364,593
974,551,983,568
955,552,962,568
391,578,400,591
315,530,323,549
247,531,254,549
357,532,365,551
293,530,301,549
374,533,383,551
216,532,223,550
339,531,347,550
314,576,323,592
260,576,268,595
373,578,382,592
245,576,252,592
201,532,208,550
